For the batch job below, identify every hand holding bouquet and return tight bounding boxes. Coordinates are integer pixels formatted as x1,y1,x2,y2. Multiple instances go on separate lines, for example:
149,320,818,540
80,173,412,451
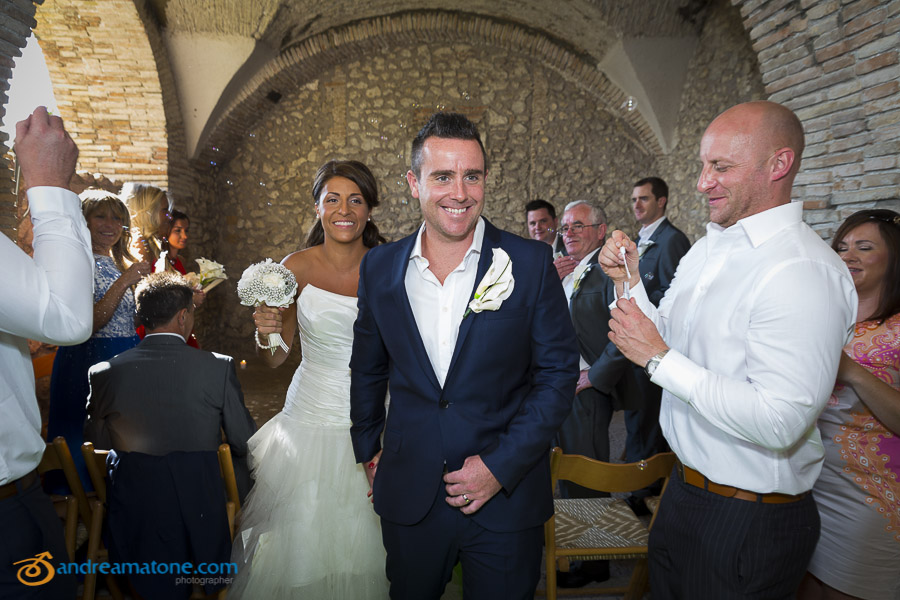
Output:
237,259,298,354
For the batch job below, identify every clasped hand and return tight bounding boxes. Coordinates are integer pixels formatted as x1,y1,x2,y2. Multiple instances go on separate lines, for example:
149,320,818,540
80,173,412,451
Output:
443,455,502,515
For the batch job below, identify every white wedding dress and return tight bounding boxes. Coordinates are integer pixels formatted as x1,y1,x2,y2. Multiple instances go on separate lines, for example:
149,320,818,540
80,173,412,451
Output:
229,285,389,599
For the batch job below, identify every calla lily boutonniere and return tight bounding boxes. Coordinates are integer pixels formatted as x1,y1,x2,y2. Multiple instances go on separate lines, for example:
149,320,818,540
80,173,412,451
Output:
638,239,655,258
572,263,592,292
463,248,515,319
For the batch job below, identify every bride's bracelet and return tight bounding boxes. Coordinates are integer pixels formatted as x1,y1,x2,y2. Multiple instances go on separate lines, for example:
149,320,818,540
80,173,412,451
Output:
255,329,277,351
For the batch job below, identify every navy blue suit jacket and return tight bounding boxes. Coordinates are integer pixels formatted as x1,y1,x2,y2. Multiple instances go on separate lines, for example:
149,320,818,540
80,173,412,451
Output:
637,218,690,306
350,219,579,532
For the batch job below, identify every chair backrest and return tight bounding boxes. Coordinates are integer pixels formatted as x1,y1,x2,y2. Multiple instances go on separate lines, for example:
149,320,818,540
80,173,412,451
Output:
550,447,676,495
81,442,110,505
37,436,94,527
36,439,80,561
217,444,241,540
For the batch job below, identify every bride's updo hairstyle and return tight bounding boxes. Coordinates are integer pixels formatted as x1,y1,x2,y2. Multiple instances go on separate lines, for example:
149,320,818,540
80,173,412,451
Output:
304,160,387,249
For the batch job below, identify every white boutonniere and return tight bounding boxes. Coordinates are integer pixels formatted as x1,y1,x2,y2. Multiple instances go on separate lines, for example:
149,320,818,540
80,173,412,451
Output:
463,248,515,319
638,239,655,258
572,263,592,292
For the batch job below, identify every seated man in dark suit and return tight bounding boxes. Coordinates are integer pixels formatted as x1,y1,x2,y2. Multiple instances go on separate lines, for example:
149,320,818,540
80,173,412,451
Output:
85,271,256,599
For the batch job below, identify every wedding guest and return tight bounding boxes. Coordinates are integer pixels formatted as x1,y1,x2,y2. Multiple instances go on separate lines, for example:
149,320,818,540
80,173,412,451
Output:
85,271,256,600
1,106,89,599
163,209,191,274
121,182,172,264
47,190,150,491
599,101,857,598
154,209,202,347
229,160,389,599
799,209,900,600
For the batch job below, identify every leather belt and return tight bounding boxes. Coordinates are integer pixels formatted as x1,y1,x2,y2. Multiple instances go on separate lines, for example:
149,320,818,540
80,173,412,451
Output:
676,461,807,505
0,470,38,501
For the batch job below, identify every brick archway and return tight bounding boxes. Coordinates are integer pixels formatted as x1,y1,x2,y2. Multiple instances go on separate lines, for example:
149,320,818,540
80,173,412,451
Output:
197,11,663,169
32,0,172,188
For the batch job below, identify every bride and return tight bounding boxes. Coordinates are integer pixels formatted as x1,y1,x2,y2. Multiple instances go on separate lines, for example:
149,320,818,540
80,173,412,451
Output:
229,160,389,599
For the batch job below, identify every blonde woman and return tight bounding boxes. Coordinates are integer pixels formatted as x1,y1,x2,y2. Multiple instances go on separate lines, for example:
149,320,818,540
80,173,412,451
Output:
121,182,172,264
47,190,150,491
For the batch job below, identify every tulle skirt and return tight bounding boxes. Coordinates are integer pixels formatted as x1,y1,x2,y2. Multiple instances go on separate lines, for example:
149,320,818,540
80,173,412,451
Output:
228,410,389,599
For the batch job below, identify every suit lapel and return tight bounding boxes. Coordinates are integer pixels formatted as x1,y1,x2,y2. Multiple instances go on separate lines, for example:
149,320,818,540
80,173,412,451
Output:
647,218,670,244
391,232,442,393
443,220,500,383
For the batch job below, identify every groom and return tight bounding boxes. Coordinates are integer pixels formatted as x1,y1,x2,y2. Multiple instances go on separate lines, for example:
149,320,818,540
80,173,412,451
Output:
350,112,579,599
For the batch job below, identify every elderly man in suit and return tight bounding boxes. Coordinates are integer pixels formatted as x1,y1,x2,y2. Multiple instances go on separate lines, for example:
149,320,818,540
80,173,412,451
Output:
85,271,256,600
350,112,578,599
554,199,642,587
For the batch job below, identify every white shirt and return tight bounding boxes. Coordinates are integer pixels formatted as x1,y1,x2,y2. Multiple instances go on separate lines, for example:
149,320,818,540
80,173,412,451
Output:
637,215,667,247
562,248,600,371
1,187,93,484
405,218,484,387
628,202,856,494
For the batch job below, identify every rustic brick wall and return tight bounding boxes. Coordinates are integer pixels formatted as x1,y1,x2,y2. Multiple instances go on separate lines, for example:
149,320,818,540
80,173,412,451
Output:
33,0,169,188
734,0,900,238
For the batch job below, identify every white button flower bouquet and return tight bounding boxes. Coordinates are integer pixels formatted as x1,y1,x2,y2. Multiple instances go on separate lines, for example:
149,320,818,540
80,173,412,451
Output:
236,259,298,354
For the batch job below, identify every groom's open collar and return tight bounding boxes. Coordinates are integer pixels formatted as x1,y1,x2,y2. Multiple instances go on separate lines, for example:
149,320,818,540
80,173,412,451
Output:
443,218,502,384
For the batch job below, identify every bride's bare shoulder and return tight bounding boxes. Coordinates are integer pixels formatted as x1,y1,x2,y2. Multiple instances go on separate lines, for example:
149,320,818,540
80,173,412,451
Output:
281,246,322,283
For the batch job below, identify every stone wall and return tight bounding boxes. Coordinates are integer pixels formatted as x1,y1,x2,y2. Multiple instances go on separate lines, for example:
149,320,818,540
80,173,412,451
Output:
205,43,657,352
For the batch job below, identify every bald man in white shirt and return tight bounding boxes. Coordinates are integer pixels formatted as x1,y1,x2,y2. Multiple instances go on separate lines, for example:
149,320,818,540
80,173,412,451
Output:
599,101,856,599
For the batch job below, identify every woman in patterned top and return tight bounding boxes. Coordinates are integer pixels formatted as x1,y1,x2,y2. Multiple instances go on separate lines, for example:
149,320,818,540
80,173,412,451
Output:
800,209,900,600
46,190,150,491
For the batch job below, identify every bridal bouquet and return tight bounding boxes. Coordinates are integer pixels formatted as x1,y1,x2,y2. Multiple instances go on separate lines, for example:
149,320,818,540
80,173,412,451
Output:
236,259,298,354
180,257,228,292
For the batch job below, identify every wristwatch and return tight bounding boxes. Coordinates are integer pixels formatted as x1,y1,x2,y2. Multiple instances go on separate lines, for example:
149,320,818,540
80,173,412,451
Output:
644,349,670,378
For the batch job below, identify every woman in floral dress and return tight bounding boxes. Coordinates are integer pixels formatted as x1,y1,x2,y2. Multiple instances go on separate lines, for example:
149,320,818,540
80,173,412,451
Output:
800,209,900,600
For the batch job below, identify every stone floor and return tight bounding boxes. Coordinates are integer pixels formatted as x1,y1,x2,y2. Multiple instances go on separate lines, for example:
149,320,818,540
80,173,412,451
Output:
235,358,639,599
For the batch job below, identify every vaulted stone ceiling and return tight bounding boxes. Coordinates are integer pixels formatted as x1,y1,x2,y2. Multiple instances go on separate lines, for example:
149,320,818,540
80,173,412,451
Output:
144,0,712,160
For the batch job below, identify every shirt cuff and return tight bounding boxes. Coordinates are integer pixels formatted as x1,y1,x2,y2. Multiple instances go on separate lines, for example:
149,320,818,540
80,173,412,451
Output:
608,278,648,311
26,186,81,219
650,348,700,404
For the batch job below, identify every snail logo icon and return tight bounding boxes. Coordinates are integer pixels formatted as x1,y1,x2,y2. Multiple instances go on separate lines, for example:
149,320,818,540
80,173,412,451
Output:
14,551,56,586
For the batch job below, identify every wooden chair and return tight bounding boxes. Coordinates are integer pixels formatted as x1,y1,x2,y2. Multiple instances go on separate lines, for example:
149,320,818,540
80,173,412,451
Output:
544,448,676,600
84,443,236,600
80,442,124,600
217,443,241,540
35,438,79,561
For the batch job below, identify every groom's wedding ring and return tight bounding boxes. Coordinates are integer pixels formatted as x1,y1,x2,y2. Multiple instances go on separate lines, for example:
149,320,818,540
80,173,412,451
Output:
463,494,471,504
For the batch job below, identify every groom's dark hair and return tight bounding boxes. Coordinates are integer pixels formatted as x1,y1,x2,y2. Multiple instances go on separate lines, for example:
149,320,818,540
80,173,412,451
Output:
410,112,488,178
135,271,194,331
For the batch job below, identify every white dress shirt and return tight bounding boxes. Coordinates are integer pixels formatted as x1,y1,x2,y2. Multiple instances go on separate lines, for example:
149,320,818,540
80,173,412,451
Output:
1,187,93,484
627,202,856,494
405,218,484,387
637,215,667,247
